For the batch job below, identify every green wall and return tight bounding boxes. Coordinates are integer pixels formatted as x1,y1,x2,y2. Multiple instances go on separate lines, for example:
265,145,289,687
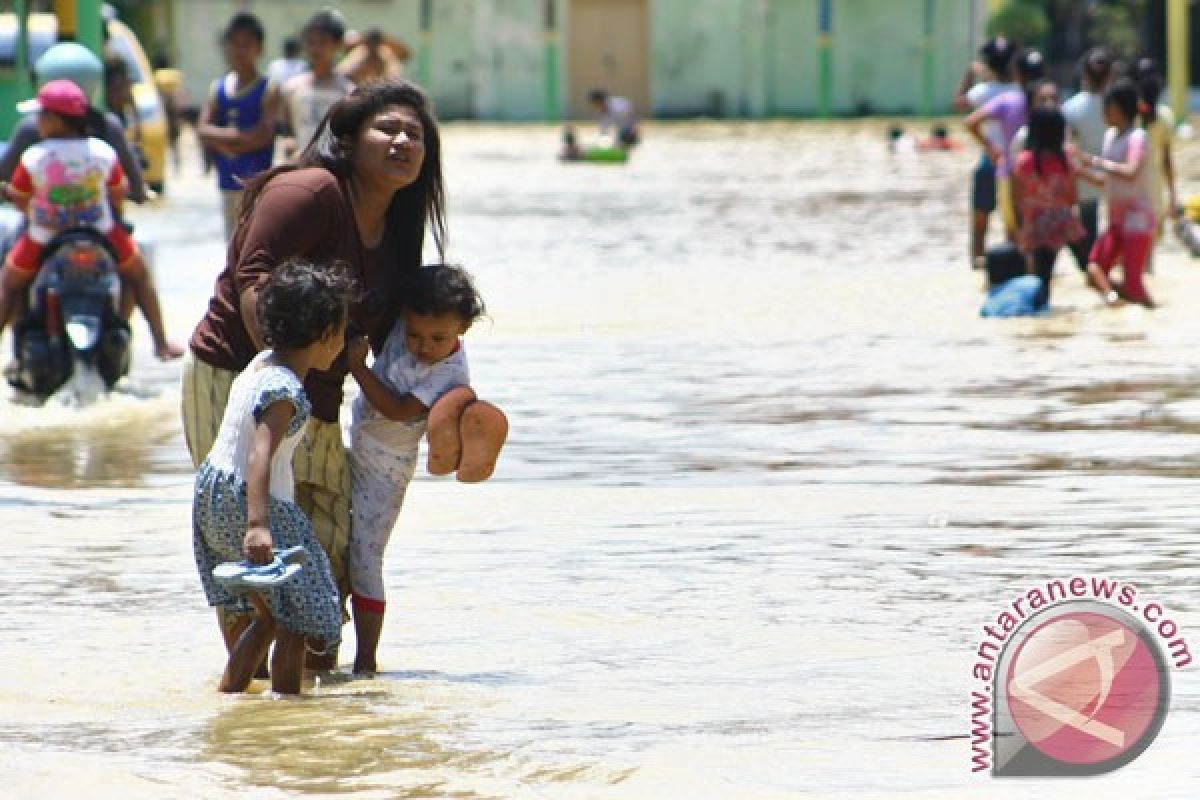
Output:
168,0,978,121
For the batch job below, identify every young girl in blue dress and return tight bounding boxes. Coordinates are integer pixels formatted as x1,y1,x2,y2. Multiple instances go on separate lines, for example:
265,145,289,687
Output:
193,259,355,694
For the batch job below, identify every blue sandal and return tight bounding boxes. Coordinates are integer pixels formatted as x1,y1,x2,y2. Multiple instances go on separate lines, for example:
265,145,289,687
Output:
213,546,308,592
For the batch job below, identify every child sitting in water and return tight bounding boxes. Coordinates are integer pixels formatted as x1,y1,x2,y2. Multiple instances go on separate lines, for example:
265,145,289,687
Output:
559,125,584,161
346,263,508,675
193,259,353,695
1081,79,1157,308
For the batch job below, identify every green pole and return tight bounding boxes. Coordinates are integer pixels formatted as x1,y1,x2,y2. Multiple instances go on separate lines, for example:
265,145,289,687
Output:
543,0,560,121
73,0,104,55
416,0,433,89
15,0,28,73
0,0,32,137
764,0,775,115
817,0,832,118
921,0,935,116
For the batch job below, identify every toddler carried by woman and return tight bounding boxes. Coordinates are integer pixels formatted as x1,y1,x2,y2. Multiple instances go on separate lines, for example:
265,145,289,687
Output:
346,263,508,675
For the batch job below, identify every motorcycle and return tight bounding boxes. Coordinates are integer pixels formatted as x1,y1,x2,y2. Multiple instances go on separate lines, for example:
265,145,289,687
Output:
5,226,131,401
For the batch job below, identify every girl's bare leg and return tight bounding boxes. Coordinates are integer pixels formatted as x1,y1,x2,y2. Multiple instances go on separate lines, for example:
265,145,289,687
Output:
219,609,269,679
1086,263,1123,307
456,400,508,483
971,210,989,268
0,264,34,340
426,386,477,475
271,630,306,695
218,594,276,693
122,253,184,359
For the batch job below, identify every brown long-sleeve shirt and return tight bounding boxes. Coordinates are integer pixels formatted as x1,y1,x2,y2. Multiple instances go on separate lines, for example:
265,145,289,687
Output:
190,167,415,421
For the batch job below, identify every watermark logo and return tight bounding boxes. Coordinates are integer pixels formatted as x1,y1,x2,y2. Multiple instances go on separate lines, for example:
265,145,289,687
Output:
969,578,1189,776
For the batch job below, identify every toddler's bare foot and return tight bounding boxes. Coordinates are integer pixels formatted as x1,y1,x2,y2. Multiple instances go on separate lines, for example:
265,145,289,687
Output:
156,340,185,360
426,386,477,475
456,400,508,483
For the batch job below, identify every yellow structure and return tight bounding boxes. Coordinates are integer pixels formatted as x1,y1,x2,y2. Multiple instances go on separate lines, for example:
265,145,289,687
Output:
1168,0,1189,122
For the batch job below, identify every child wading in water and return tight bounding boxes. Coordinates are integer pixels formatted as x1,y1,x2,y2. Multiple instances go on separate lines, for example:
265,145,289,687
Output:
346,264,508,675
193,260,353,694
1082,79,1158,308
1011,107,1090,309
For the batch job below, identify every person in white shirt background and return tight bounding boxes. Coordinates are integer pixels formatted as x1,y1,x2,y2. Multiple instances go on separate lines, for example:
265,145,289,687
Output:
588,88,640,148
954,37,1018,269
1062,47,1113,273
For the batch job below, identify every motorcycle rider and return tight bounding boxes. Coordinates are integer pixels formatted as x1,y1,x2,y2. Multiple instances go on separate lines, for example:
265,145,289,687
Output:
1,43,147,203
0,80,181,360
0,43,182,361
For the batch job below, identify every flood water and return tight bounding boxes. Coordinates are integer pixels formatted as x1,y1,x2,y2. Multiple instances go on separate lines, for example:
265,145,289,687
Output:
2,121,1200,798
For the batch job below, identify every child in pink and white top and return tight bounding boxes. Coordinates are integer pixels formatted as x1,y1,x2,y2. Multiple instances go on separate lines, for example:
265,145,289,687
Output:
1081,79,1158,308
0,80,181,357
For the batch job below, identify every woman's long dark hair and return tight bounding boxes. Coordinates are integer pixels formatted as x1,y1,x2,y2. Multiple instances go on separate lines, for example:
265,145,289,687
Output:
1026,107,1067,176
237,80,446,265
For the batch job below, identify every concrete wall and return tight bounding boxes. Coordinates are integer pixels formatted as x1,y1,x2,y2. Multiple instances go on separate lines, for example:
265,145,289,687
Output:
170,0,547,121
167,0,982,120
649,0,977,117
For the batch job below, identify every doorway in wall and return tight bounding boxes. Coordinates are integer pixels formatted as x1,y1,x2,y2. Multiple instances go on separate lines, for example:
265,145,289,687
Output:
567,0,650,118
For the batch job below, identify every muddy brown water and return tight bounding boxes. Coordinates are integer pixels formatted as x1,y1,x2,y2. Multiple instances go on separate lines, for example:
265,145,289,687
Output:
1,122,1198,797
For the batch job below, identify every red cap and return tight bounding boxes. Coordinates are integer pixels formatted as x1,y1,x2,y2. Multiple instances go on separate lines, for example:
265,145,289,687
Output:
17,79,89,117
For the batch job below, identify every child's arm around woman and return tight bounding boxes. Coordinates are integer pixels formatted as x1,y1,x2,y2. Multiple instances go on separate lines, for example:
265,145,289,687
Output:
348,264,507,482
346,335,428,422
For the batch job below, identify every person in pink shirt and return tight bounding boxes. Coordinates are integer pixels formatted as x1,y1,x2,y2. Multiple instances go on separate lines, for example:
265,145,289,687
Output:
1011,107,1093,309
1081,79,1157,308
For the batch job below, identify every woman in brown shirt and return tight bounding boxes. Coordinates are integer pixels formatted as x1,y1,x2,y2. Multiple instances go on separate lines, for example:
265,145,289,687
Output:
183,80,446,668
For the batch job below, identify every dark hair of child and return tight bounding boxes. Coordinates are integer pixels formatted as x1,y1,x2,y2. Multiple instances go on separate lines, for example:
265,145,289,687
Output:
104,56,129,86
1081,47,1112,90
1016,49,1045,87
1137,71,1163,126
1105,78,1140,125
257,260,357,349
283,37,301,59
404,264,486,327
588,88,608,105
1025,107,1068,177
45,109,89,137
980,37,1014,78
305,9,346,42
1022,77,1053,112
224,12,266,45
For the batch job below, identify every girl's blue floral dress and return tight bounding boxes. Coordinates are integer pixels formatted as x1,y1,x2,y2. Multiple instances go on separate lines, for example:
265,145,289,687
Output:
192,351,342,649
